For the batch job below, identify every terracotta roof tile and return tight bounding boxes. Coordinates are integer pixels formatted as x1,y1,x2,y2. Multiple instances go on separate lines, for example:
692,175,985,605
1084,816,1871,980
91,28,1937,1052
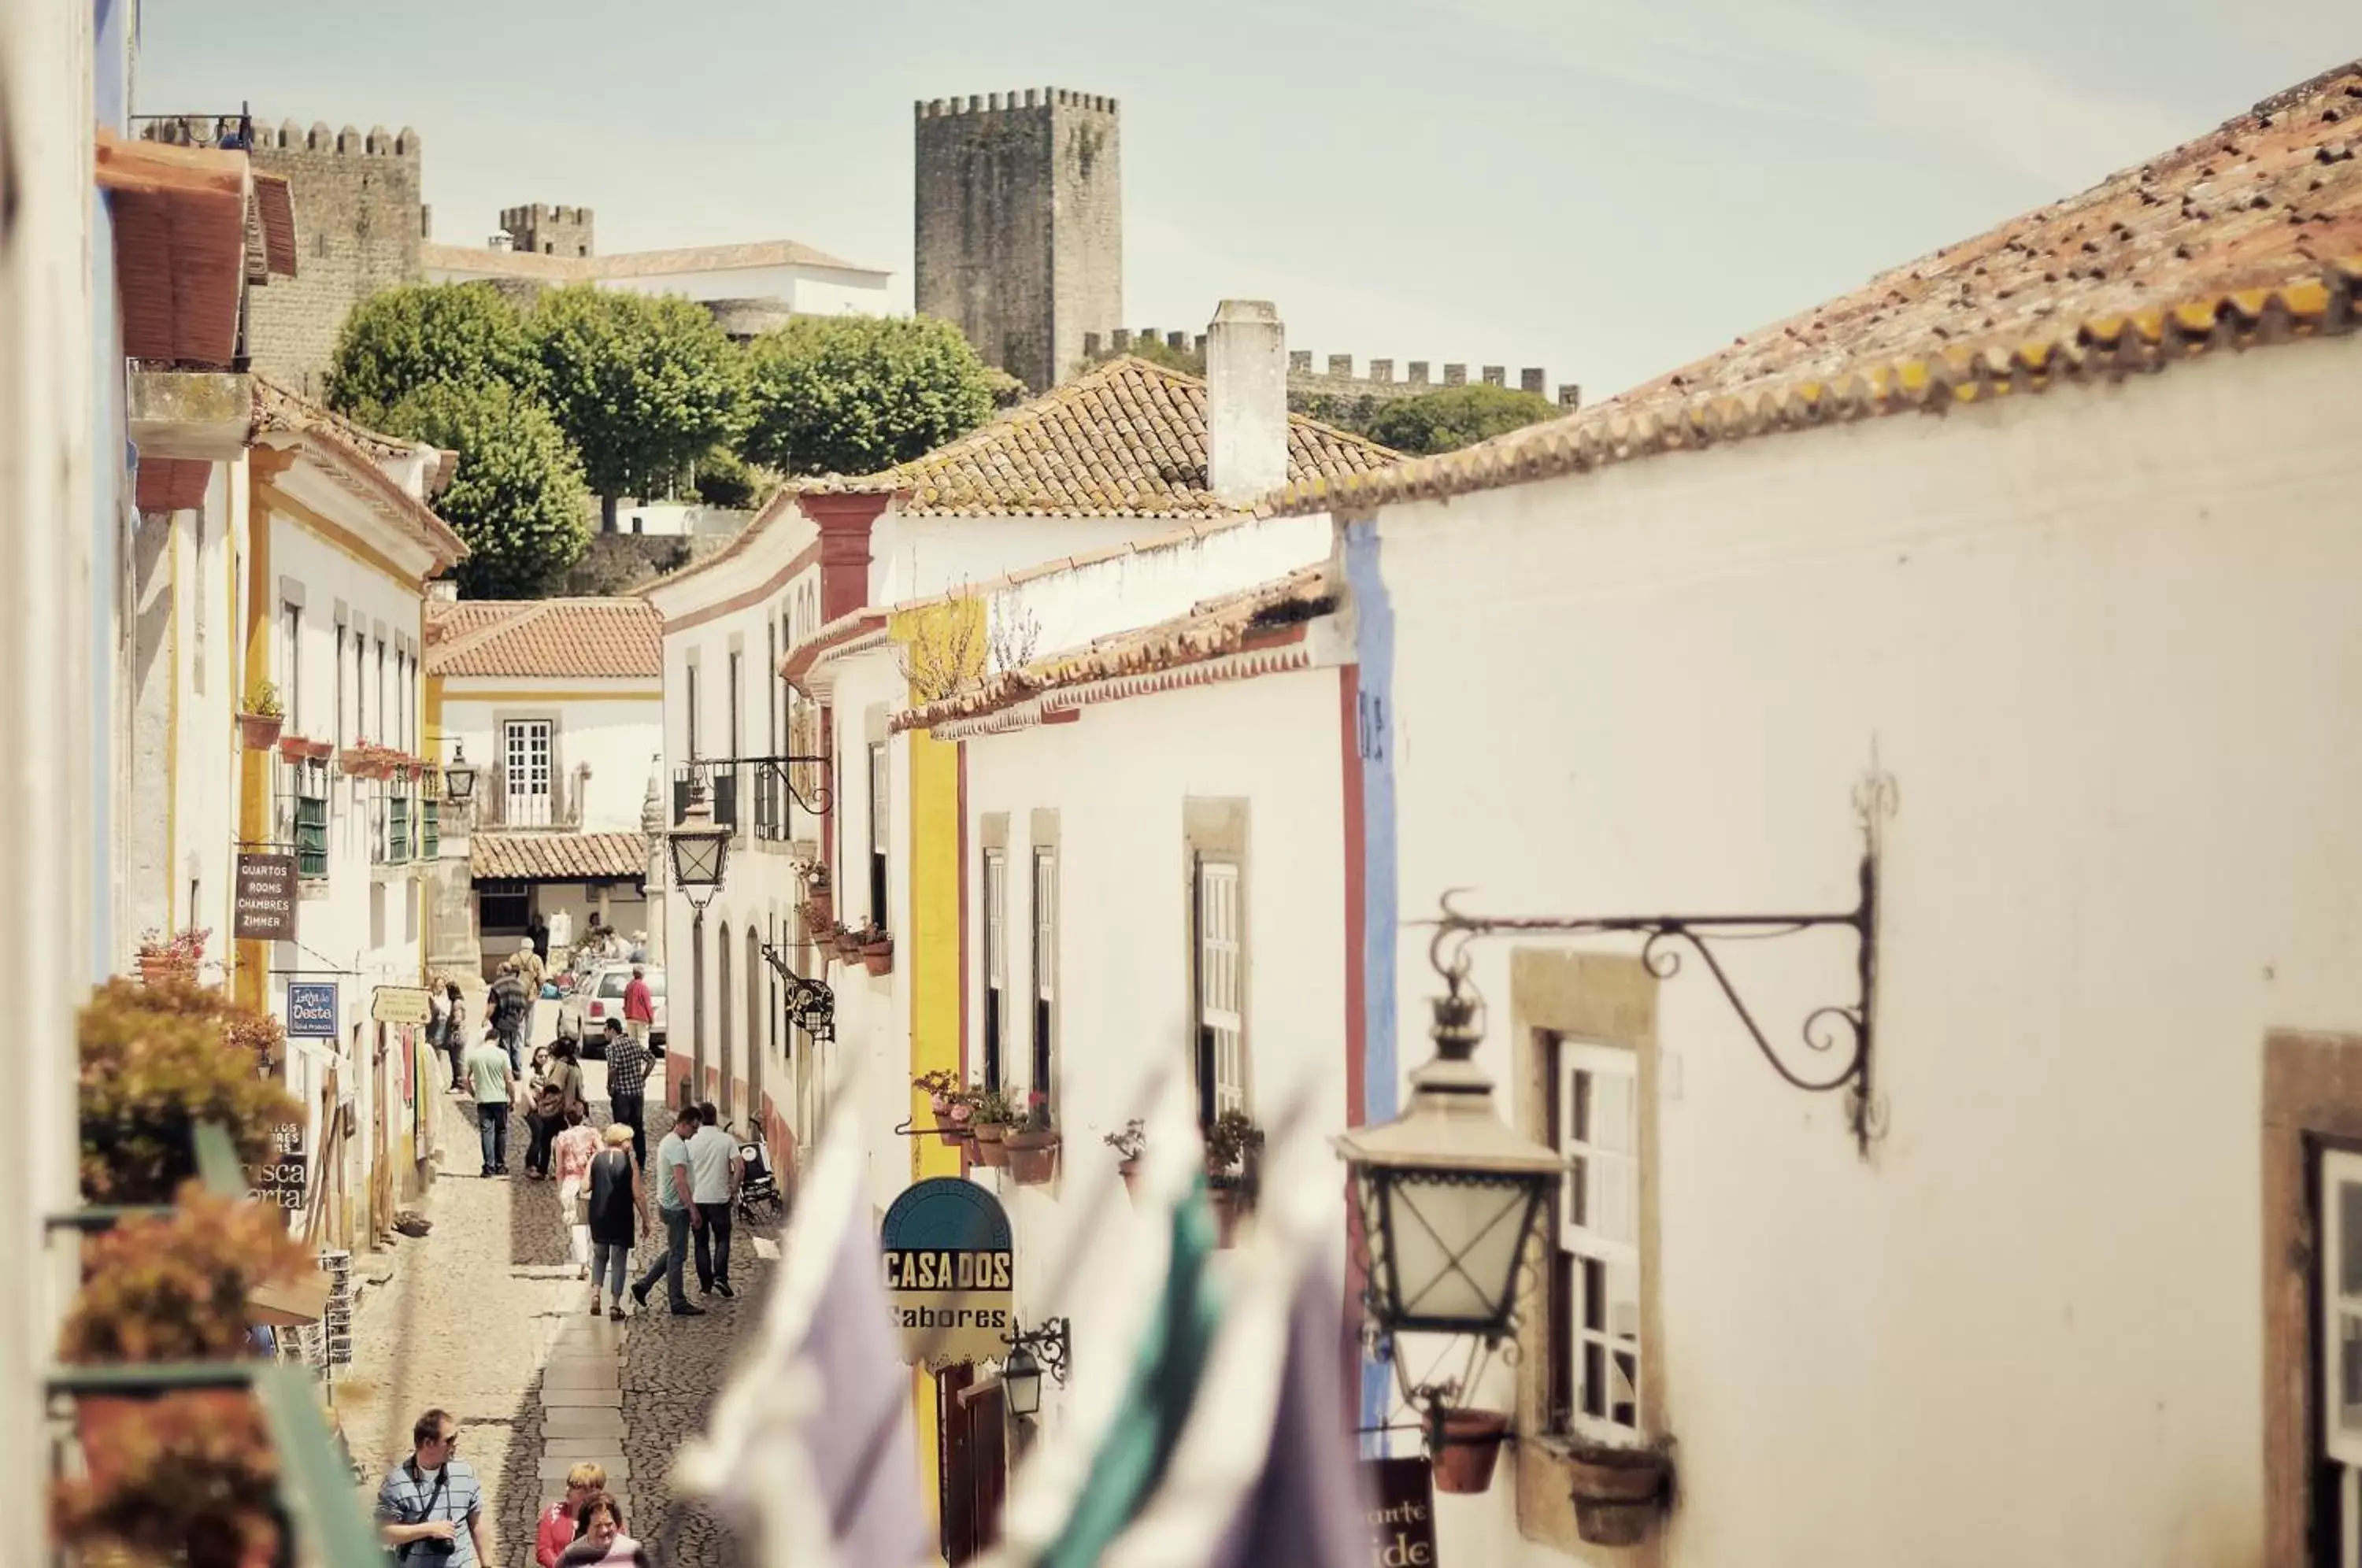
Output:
470,832,650,882
893,566,1335,732
1272,61,2362,517
248,377,470,570
806,356,1401,519
424,598,662,679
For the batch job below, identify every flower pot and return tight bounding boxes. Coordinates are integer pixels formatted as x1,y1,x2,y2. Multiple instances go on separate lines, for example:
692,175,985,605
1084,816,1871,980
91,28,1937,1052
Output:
1117,1155,1142,1205
1205,1181,1249,1248
1431,1408,1510,1495
75,1389,254,1491
972,1123,1010,1168
235,712,283,751
1566,1442,1670,1545
930,1097,972,1148
1005,1129,1059,1185
135,953,189,987
859,940,894,977
276,735,310,761
804,891,834,928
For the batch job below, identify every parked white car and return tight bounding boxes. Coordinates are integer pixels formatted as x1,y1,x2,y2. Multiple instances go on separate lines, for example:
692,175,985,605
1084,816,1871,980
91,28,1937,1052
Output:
557,963,667,1056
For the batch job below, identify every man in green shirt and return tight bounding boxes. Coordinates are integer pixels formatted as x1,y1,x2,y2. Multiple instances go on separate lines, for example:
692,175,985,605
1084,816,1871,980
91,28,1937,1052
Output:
629,1105,706,1316
466,1029,519,1177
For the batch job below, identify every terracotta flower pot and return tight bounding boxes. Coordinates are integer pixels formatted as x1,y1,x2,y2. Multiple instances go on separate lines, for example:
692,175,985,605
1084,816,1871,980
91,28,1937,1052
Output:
1205,1181,1249,1248
859,940,894,977
930,1096,972,1147
235,712,283,751
972,1123,1010,1168
1005,1129,1059,1185
1566,1442,1670,1544
1117,1156,1142,1205
75,1389,254,1491
1431,1407,1510,1495
276,735,309,761
804,891,833,928
135,953,188,987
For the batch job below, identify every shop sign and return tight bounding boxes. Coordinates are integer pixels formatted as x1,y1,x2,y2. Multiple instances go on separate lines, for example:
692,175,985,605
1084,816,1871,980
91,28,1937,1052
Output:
247,1122,307,1211
231,853,298,942
1363,1456,1438,1568
371,986,432,1026
287,982,339,1038
879,1178,1014,1369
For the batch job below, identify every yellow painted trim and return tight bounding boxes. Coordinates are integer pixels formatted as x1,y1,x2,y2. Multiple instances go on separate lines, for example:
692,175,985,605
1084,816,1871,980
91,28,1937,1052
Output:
433,686,662,704
258,479,427,594
235,470,276,1013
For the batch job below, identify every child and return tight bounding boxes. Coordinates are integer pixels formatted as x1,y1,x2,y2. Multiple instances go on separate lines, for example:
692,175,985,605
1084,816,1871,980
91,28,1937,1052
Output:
535,1462,606,1568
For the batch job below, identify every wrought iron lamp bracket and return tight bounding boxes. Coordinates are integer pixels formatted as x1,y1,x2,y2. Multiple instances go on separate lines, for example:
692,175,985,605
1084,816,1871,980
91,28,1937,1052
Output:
683,753,835,816
757,940,836,1043
1423,774,1893,1155
1002,1316,1072,1385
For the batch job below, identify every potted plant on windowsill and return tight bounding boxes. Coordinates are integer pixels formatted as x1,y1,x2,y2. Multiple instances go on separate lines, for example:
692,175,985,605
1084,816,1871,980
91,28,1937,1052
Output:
134,926,208,988
235,681,283,752
1004,1093,1059,1185
1203,1109,1263,1248
338,738,376,777
1429,1407,1512,1494
856,924,894,977
79,978,305,1205
914,1069,972,1147
1564,1436,1675,1545
799,862,833,928
1105,1119,1146,1204
968,1083,1018,1169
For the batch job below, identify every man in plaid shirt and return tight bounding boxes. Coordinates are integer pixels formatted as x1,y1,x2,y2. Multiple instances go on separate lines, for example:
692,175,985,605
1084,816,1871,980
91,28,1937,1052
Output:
601,1018,653,1170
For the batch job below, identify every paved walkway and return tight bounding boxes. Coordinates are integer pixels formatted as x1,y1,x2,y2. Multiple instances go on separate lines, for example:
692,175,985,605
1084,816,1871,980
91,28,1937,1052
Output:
339,1055,778,1568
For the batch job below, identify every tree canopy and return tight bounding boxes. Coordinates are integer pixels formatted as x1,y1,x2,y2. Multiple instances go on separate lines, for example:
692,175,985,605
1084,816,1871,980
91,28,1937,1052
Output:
324,282,540,429
1361,383,1562,457
741,314,996,477
381,381,590,599
528,286,747,505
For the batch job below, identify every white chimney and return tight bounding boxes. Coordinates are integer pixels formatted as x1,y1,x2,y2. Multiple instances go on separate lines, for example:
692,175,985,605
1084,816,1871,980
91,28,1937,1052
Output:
1205,300,1288,505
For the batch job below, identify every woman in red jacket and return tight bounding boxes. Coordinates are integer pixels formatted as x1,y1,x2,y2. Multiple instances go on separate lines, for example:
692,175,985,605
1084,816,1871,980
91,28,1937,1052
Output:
535,1463,606,1568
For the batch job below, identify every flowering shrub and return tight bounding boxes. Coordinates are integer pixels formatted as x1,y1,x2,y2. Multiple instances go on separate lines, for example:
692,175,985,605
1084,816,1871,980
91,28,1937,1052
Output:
80,980,303,1204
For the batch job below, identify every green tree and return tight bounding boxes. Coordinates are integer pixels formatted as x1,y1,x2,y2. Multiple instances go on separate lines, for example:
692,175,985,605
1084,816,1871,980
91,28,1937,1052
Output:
382,381,590,599
324,282,540,428
742,314,996,477
1090,335,1205,378
1362,383,1562,457
529,286,747,518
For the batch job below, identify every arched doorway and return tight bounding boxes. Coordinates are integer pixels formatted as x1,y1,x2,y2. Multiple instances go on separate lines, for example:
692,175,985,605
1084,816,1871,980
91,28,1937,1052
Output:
716,921,732,1119
746,924,764,1141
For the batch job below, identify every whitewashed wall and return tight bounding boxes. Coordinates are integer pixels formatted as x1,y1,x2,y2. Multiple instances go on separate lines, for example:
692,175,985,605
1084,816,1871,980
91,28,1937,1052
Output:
1372,333,2362,1568
868,512,1159,611
439,685,661,834
957,667,1354,1426
596,261,889,314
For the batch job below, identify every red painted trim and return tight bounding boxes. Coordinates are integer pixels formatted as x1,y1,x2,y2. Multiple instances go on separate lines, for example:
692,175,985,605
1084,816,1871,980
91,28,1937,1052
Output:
782,609,888,687
1038,708,1082,725
661,538,823,634
805,493,891,624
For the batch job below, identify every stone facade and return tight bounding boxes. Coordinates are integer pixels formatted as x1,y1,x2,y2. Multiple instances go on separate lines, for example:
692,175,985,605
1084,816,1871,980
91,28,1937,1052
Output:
501,202,594,258
244,122,424,398
914,89,1121,397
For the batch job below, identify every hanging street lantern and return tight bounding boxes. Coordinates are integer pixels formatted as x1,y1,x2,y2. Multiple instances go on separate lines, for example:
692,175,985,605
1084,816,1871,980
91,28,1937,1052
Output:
1335,988,1564,1343
1001,1343,1044,1418
668,774,731,911
442,742,477,804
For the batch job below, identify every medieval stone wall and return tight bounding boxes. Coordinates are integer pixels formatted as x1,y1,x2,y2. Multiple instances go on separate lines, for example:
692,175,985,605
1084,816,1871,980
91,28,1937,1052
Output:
245,121,424,398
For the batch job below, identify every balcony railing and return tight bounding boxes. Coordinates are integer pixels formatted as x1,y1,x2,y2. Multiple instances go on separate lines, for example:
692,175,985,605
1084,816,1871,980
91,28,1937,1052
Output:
477,764,586,830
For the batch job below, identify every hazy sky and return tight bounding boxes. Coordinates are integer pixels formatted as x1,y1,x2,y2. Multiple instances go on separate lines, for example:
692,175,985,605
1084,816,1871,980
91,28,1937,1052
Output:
139,1,2358,400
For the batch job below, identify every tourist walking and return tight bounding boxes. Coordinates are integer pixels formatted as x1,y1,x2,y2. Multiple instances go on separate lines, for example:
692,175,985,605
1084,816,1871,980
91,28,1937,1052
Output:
489,960,531,1075
528,1038,586,1178
687,1101,742,1299
375,1409,488,1566
465,1028,517,1177
630,1105,705,1317
587,1122,649,1318
535,1462,605,1568
600,1018,652,1170
553,1105,601,1278
554,1492,642,1566
439,981,469,1093
622,964,655,1054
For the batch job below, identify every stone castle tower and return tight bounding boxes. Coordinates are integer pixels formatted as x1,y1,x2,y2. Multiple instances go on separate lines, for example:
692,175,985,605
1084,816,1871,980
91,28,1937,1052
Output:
501,203,594,258
913,89,1122,396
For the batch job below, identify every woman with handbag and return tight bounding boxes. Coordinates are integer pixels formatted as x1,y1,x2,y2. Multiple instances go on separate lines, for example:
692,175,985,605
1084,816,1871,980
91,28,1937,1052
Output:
552,1105,602,1279
585,1123,649,1318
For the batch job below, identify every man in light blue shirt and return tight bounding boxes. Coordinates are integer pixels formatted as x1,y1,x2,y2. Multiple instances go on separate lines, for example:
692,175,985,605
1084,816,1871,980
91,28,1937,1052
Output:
687,1101,742,1299
629,1105,705,1317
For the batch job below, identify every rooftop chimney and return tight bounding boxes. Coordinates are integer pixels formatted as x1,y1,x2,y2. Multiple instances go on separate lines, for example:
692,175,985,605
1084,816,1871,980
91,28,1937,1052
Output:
1205,300,1287,505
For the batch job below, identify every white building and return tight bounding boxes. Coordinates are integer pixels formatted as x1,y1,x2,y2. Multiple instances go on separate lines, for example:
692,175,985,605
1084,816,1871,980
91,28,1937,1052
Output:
608,501,751,538
1249,61,2362,1568
424,595,665,978
420,236,891,324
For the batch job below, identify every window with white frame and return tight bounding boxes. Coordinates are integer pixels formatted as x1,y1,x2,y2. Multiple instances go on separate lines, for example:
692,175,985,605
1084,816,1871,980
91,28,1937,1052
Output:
504,719,553,827
334,625,347,746
982,849,1006,1090
1554,1040,1643,1436
278,602,302,734
1032,847,1056,1104
1193,857,1244,1123
374,638,387,741
868,741,889,930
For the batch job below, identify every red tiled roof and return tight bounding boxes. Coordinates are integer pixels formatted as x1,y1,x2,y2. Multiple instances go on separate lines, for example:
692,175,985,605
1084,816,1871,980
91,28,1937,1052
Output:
802,356,1401,519
98,129,248,367
893,566,1336,732
136,459,212,512
252,173,298,278
471,832,650,882
248,378,469,571
425,598,663,679
1272,61,2362,517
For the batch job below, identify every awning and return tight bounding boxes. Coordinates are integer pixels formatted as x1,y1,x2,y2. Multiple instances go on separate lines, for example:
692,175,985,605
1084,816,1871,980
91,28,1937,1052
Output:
97,129,250,366
249,1270,331,1327
135,457,212,512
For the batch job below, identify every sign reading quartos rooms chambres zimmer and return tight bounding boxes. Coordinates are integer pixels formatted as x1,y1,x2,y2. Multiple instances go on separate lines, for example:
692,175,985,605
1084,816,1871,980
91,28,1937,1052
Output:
880,1178,1015,1368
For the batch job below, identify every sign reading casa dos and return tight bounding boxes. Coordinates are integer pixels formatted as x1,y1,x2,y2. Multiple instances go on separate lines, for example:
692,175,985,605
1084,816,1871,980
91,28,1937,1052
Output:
879,1178,1015,1369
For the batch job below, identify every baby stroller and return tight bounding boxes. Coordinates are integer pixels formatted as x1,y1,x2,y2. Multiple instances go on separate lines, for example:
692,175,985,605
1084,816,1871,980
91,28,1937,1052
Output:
735,1122,785,1224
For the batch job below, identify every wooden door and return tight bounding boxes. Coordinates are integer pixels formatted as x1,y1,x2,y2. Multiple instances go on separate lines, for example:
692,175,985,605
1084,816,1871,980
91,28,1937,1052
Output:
938,1368,1008,1564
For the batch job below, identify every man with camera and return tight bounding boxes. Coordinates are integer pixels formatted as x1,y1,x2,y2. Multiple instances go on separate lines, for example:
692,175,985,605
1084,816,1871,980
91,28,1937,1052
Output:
376,1408,489,1566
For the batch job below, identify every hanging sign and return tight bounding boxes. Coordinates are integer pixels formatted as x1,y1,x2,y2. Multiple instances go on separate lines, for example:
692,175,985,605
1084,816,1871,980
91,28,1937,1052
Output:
1362,1456,1438,1568
879,1177,1014,1369
246,1122,307,1211
287,982,339,1039
371,986,432,1026
231,852,298,942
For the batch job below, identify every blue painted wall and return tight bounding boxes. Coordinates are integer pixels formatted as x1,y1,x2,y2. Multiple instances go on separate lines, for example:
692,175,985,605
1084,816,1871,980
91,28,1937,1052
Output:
90,0,131,976
1345,517,1401,1452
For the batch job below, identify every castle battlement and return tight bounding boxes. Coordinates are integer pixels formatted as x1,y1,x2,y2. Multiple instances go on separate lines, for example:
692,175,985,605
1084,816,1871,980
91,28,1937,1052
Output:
501,203,594,229
916,88,1118,118
1082,331,1581,409
141,116,423,161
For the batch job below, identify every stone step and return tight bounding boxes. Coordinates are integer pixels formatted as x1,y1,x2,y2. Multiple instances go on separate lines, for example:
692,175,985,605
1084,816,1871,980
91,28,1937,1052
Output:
539,1455,630,1483
542,1365,620,1390
542,1437,627,1458
542,1388,623,1408
542,1407,625,1438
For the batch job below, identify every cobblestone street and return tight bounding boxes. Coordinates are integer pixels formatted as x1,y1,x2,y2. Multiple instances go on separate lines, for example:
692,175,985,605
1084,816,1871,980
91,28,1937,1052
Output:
339,1062,776,1568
